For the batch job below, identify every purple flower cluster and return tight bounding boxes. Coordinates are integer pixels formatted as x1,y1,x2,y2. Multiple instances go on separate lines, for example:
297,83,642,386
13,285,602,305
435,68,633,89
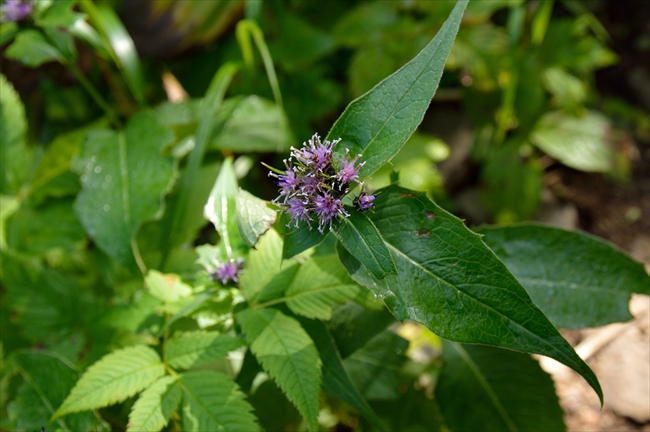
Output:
209,258,245,285
270,133,376,233
1,0,32,22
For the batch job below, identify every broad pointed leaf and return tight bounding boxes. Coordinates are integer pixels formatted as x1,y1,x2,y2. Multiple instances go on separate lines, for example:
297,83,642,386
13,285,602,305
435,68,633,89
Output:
235,188,276,247
337,185,602,403
285,255,360,320
237,308,321,432
53,345,165,418
164,331,245,370
179,371,258,431
127,376,181,432
327,0,468,176
73,112,176,265
336,208,396,279
436,341,565,432
480,224,650,329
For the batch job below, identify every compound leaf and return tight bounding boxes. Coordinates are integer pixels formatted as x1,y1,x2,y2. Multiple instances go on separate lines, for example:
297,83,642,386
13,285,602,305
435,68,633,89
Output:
53,345,165,419
164,331,245,370
237,308,321,431
179,371,258,431
285,255,360,320
127,375,181,432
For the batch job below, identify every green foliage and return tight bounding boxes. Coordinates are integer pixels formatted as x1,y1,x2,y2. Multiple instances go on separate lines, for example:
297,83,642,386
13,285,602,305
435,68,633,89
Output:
127,375,181,432
179,371,258,432
285,255,361,320
72,112,176,266
238,308,322,432
337,185,602,402
436,341,565,431
328,0,468,178
481,224,650,328
54,345,165,418
164,331,245,370
3,1,646,430
235,188,276,247
0,74,31,195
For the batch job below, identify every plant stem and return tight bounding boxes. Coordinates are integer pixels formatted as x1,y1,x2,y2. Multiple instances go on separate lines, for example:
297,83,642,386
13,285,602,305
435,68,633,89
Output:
67,61,122,128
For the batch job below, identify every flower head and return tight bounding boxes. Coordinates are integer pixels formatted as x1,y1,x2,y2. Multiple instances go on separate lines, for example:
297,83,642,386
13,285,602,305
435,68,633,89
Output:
2,0,32,22
210,258,244,285
270,133,371,233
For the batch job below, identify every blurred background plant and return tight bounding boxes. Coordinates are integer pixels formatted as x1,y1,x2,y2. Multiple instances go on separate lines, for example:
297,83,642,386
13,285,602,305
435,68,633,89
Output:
1,0,649,431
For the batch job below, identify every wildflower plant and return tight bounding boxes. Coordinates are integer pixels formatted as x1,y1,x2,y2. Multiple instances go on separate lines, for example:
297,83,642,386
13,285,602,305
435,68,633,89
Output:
3,1,649,432
268,133,375,233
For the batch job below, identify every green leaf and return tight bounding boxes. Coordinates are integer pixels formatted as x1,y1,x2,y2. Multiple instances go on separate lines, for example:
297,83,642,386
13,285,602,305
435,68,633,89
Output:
212,95,292,152
480,145,543,222
531,110,613,172
336,208,396,279
145,270,192,303
343,330,408,400
298,318,387,431
36,1,85,28
179,371,258,432
327,0,468,177
280,217,326,260
6,198,85,257
5,29,63,67
237,308,321,432
72,112,176,265
0,74,31,195
12,351,107,432
79,1,144,103
204,156,246,259
285,255,361,320
480,224,650,329
127,375,181,432
53,345,165,418
436,341,565,432
164,331,245,370
239,228,284,302
328,302,396,359
235,188,276,247
27,127,86,196
337,185,603,403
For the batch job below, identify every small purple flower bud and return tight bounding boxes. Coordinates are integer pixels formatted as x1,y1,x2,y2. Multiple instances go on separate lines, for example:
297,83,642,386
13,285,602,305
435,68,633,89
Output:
2,0,32,22
211,258,244,285
336,158,361,184
313,193,346,232
356,193,376,211
286,197,311,227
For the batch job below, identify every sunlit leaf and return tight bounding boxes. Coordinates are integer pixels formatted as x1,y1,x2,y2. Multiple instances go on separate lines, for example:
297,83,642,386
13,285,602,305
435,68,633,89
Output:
481,224,650,329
